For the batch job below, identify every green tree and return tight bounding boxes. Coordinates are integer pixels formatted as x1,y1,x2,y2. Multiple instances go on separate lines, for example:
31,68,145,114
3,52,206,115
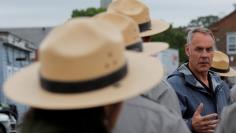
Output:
71,7,106,18
188,15,219,28
151,25,187,63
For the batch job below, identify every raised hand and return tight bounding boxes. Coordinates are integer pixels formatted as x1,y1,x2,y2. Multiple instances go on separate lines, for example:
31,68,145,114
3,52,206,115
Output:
192,103,218,133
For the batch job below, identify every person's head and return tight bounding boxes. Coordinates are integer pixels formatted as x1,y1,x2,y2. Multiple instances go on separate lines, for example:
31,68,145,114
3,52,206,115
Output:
94,12,169,55
94,12,142,52
108,0,169,37
210,50,236,77
21,102,123,133
3,18,164,133
21,107,109,133
185,27,215,74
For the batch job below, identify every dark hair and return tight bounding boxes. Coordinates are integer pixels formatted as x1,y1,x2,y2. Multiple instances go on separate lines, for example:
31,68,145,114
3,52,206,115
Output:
21,107,108,133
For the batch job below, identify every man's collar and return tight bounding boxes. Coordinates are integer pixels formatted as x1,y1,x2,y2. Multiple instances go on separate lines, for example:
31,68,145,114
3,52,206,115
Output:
177,63,222,90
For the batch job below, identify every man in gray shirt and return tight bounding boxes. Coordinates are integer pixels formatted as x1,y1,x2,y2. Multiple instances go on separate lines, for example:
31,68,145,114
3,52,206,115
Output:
143,79,181,116
113,95,190,133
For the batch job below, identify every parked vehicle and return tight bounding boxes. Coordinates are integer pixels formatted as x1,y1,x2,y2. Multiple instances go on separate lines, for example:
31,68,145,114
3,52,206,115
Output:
0,104,17,133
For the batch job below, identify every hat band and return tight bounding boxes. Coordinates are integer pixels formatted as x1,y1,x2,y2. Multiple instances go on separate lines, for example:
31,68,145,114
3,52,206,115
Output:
40,63,128,93
126,41,143,52
139,21,151,32
210,67,230,73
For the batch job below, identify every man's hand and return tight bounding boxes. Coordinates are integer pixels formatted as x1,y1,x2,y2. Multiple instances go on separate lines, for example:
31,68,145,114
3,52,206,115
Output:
192,103,219,133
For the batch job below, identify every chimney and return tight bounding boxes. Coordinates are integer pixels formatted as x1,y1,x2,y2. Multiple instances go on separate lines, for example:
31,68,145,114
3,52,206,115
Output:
234,3,236,10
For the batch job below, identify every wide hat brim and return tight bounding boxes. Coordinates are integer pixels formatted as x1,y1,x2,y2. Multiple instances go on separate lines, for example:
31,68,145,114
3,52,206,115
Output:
219,67,236,77
140,19,170,37
4,51,164,110
143,42,169,56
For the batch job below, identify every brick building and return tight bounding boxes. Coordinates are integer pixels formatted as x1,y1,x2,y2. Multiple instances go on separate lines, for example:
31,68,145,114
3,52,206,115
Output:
209,10,236,67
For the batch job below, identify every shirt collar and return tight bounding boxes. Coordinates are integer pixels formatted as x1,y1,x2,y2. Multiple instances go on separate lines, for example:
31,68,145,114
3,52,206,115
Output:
177,63,222,91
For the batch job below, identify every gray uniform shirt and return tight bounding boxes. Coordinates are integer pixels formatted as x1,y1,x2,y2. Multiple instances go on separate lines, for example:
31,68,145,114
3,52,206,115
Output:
143,79,181,116
215,103,236,133
113,96,190,133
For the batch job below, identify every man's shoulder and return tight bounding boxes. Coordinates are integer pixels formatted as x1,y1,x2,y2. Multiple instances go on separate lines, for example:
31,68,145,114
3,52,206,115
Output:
209,71,230,89
125,96,173,113
167,71,183,81
167,71,185,88
217,103,236,132
143,80,169,101
124,96,182,121
209,70,222,81
166,65,192,93
115,96,190,133
222,103,236,117
167,63,189,83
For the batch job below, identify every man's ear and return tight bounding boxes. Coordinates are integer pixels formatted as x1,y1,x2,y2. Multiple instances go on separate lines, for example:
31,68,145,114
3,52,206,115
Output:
185,45,190,57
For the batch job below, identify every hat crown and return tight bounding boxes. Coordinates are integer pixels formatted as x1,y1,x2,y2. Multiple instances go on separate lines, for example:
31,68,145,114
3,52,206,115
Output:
212,51,229,70
108,0,150,24
39,18,125,81
94,12,141,47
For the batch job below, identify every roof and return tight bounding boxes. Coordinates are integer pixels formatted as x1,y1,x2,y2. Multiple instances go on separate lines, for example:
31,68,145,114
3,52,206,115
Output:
0,27,52,48
210,10,236,28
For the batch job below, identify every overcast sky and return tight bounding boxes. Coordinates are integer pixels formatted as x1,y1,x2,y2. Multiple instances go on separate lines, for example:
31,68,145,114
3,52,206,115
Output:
0,0,236,28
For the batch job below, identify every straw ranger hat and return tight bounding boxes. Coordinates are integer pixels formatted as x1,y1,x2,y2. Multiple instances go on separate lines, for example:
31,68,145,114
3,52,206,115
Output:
3,18,164,110
210,51,236,77
108,0,169,37
94,12,169,55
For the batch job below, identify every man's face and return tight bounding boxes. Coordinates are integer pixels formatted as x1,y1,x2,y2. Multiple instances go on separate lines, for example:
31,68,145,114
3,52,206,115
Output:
185,32,214,73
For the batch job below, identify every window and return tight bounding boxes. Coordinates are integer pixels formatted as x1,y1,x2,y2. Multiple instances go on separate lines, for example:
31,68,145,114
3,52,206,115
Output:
227,32,236,54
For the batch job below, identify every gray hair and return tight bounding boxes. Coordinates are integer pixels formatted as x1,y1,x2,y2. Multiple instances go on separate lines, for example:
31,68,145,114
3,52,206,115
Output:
186,27,216,45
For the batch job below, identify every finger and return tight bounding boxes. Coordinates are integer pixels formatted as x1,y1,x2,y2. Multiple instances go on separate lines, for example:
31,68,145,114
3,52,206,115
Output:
200,130,214,133
194,121,213,131
201,129,215,133
207,119,218,125
193,103,204,116
201,119,218,126
201,125,211,130
202,124,218,130
202,113,218,121
203,123,219,132
207,124,217,130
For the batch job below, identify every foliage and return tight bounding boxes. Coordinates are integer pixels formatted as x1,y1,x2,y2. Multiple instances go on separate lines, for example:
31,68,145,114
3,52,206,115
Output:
151,25,187,63
188,15,219,28
71,7,106,18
